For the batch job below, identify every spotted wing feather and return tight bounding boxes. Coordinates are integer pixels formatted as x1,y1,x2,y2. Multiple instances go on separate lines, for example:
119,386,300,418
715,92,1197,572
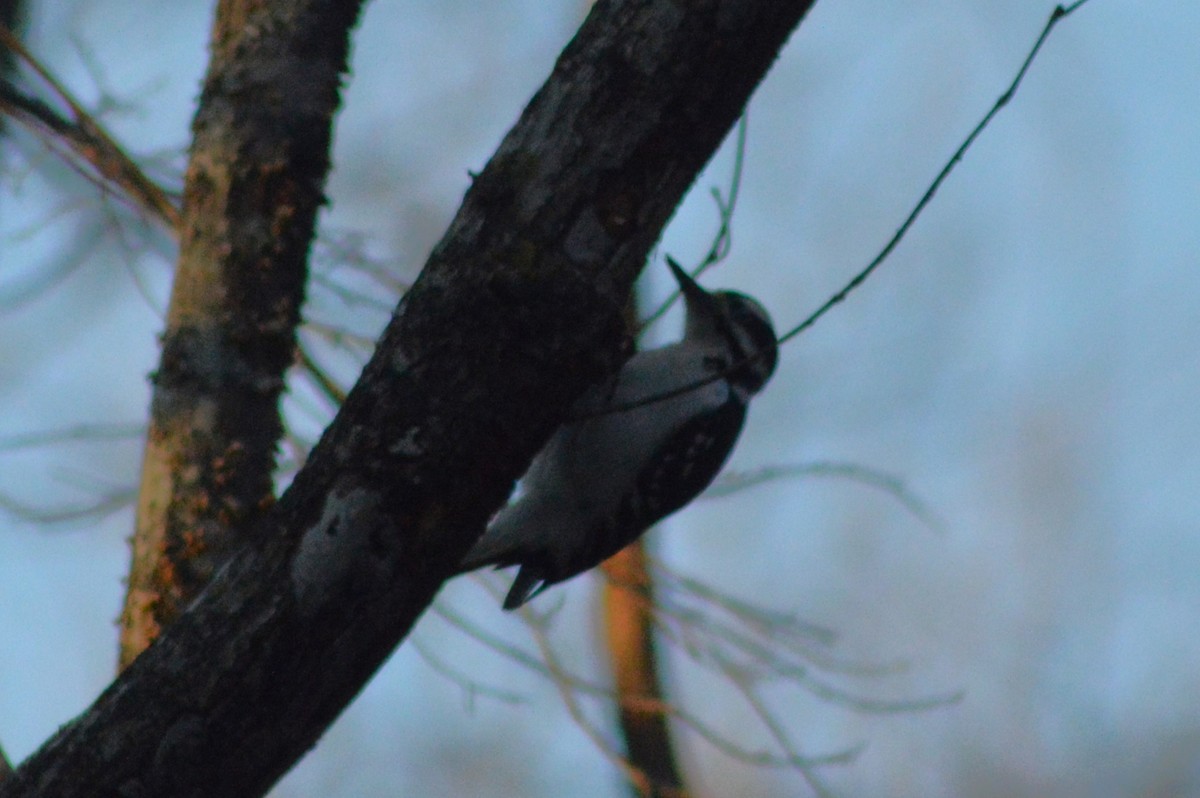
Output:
624,394,746,527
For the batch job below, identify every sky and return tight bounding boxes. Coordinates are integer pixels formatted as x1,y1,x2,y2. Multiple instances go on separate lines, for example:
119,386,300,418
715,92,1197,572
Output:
2,1,1199,796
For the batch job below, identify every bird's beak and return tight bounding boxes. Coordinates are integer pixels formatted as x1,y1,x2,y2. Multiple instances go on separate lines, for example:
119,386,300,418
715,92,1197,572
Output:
666,256,711,306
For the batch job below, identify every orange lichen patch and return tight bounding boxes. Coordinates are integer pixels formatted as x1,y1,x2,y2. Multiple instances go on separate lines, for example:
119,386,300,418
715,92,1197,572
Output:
177,527,210,559
117,588,163,656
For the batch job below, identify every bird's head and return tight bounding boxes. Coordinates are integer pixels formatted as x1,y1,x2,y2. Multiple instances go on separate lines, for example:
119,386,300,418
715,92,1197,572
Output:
667,257,778,395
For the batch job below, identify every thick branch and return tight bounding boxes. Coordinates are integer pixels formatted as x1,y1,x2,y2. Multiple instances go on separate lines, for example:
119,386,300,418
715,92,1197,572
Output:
0,1,815,795
118,0,361,667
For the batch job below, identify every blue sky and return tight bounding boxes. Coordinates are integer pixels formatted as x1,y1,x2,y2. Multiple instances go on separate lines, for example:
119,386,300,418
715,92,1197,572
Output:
2,2,1198,796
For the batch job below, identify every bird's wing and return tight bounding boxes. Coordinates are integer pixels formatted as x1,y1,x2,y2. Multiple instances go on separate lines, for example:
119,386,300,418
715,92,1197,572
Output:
622,394,747,527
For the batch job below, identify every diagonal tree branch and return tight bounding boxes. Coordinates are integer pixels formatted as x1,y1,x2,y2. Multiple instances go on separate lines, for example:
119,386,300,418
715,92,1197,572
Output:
0,1,816,795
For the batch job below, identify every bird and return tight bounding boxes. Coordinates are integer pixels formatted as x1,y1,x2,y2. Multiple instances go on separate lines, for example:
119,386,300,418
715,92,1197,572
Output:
459,257,779,610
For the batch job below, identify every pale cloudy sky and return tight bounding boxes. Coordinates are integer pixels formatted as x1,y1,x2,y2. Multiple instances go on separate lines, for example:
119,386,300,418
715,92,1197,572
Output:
2,2,1198,796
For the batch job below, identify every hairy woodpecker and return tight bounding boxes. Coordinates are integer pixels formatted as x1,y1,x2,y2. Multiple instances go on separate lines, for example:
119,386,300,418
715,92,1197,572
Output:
459,258,778,609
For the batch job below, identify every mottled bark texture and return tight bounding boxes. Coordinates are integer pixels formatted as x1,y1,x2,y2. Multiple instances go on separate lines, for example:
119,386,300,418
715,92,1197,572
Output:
0,1,815,795
119,0,362,669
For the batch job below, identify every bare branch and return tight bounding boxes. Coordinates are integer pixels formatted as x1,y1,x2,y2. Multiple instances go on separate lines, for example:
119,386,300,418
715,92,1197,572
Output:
602,542,689,798
706,460,945,533
715,652,840,798
587,0,1095,419
776,0,1093,347
0,486,134,525
436,597,857,773
0,25,180,228
0,422,143,452
639,114,749,332
526,605,682,798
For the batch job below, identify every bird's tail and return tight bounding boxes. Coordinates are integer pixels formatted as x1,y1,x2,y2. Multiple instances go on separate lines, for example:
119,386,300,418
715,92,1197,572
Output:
456,498,535,574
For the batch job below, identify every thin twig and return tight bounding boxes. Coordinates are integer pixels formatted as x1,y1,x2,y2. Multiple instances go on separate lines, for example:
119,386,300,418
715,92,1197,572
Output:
296,343,348,406
434,598,855,771
0,422,143,452
0,25,179,229
0,486,135,524
583,1,1094,418
776,0,1090,346
705,460,946,534
714,653,843,798
640,114,749,332
409,635,527,708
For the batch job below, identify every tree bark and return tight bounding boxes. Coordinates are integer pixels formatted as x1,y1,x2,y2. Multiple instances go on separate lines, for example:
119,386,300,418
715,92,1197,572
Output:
119,0,362,670
604,541,689,797
0,1,815,795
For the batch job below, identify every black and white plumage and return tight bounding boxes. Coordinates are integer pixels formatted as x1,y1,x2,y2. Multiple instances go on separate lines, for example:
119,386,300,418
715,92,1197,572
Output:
459,258,778,609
